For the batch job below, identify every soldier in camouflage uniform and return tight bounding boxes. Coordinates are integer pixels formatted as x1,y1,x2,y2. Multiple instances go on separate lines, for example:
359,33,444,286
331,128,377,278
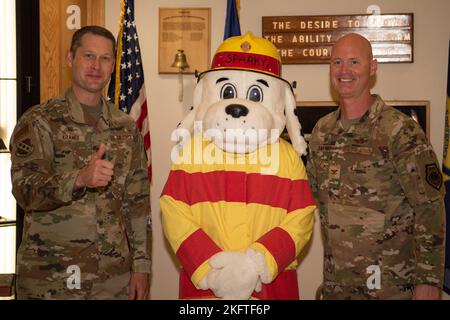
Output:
10,26,151,299
307,33,446,299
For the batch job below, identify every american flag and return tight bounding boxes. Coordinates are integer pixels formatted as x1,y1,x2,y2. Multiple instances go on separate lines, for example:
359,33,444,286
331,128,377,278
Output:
108,0,152,182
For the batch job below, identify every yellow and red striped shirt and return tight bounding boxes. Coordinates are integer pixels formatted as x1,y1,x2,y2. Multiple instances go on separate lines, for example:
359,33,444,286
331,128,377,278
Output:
160,137,315,299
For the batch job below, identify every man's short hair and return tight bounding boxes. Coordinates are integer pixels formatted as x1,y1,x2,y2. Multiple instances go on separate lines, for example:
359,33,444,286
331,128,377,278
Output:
70,25,116,56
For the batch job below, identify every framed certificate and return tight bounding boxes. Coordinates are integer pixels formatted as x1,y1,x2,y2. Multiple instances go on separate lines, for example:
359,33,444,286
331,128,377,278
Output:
159,8,211,74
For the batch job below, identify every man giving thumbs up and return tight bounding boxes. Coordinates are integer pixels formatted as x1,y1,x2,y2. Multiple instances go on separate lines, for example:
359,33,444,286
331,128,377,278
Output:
74,144,114,189
10,26,151,300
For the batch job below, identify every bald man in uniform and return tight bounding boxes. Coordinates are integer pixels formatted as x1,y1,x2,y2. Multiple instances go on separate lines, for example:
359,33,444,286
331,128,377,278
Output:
307,33,446,300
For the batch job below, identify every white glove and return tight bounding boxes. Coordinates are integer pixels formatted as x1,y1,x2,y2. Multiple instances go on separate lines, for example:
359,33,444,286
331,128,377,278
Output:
209,251,259,300
246,248,272,284
198,249,271,300
198,275,209,290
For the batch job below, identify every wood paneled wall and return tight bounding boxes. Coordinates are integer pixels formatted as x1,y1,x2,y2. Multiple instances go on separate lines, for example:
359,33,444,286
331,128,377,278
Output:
40,0,105,102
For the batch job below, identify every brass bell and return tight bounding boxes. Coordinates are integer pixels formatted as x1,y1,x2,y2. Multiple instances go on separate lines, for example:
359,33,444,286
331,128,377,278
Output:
171,49,190,71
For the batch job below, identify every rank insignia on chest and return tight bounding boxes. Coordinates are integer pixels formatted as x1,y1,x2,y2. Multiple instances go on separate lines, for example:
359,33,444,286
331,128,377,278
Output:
329,164,341,179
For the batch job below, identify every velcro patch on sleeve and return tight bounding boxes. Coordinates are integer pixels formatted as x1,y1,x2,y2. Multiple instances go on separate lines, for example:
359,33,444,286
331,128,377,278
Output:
425,163,443,191
15,138,34,157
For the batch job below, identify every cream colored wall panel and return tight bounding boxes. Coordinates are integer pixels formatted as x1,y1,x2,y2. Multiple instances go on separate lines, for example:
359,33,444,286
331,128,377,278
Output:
0,0,16,78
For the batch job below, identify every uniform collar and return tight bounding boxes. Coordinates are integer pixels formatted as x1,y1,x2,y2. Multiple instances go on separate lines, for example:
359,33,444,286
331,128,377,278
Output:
360,94,385,125
64,87,122,129
334,95,384,130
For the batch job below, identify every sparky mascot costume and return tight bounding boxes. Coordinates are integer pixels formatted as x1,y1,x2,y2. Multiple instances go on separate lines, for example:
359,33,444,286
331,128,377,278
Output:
160,32,316,300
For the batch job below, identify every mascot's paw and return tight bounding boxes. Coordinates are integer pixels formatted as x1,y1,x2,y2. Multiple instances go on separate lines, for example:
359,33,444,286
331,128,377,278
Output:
245,248,272,284
207,251,259,300
198,276,209,290
202,249,271,299
292,138,308,156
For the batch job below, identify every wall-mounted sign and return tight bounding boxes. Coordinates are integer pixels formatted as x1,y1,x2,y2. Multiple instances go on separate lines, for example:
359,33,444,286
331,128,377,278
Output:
159,8,211,74
262,14,413,64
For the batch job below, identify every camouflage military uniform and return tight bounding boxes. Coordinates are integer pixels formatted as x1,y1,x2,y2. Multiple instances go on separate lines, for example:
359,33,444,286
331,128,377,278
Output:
10,88,151,299
307,95,445,299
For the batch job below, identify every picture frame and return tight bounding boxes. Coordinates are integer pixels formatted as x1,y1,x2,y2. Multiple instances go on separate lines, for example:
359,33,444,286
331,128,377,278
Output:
294,100,430,139
158,8,211,74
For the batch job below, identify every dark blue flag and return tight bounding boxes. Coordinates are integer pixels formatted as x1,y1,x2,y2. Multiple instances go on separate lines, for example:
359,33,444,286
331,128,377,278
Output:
224,0,241,40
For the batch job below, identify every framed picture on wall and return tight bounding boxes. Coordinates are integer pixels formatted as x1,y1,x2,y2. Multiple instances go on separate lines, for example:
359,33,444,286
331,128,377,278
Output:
292,100,430,140
158,8,211,74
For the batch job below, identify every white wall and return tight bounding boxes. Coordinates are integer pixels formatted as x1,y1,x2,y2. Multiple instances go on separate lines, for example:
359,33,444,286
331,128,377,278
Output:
105,0,450,300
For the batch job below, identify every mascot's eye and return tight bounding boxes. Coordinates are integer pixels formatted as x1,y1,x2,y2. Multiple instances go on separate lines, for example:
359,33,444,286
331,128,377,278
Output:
220,84,237,99
247,85,263,102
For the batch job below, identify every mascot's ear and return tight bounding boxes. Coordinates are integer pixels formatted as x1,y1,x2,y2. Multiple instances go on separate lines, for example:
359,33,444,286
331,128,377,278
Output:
193,77,204,111
176,77,204,133
284,84,308,156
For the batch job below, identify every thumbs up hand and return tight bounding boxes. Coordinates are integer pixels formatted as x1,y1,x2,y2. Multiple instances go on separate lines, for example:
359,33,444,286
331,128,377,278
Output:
92,143,107,161
74,143,114,189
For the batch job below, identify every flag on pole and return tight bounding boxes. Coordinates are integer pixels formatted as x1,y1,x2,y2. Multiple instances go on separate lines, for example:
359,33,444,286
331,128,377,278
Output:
224,0,241,40
443,40,450,294
108,0,152,182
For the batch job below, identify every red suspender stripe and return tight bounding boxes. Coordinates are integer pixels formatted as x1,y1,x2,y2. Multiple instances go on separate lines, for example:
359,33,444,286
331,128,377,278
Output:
257,227,296,272
162,170,314,211
211,51,281,77
176,229,222,277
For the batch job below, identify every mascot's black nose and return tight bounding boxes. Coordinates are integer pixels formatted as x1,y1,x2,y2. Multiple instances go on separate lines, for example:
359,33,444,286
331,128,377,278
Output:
225,104,249,118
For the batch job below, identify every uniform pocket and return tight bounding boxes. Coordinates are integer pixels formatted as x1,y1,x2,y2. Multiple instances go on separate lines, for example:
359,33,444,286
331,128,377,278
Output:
327,202,385,287
106,134,133,199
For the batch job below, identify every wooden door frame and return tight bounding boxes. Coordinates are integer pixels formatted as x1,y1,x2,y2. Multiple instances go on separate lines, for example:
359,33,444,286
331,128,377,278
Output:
39,0,105,102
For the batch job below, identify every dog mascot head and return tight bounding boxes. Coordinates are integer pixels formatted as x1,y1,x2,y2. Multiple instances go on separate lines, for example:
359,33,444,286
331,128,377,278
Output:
178,32,307,155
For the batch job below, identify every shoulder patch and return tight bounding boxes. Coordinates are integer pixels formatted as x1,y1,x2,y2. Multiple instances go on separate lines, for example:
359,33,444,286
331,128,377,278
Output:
15,138,34,157
425,163,442,190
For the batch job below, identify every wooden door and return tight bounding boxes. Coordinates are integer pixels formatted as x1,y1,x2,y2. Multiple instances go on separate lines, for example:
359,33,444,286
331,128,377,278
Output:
39,0,105,102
